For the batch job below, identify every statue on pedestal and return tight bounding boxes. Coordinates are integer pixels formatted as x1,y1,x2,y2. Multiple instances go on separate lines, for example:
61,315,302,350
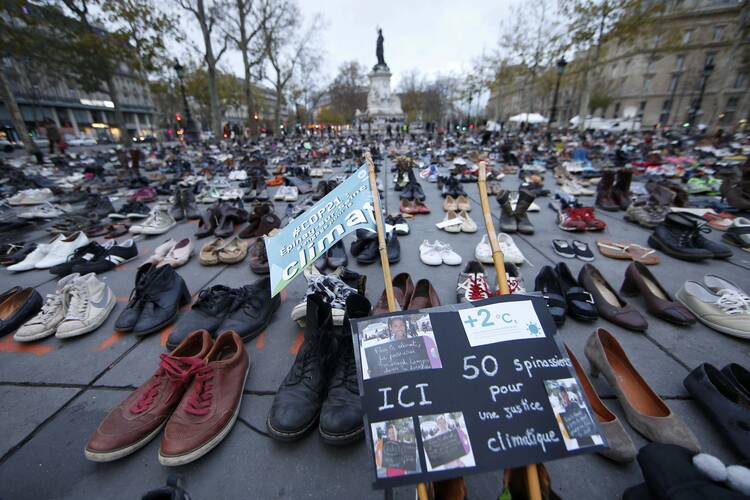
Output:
375,28,386,69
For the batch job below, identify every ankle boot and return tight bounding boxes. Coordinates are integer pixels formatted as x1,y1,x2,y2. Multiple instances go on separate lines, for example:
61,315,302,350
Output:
131,265,191,336
170,188,184,221
612,169,632,210
648,212,725,261
596,171,619,211
496,190,518,233
319,293,371,444
181,188,200,220
514,189,536,235
267,293,331,441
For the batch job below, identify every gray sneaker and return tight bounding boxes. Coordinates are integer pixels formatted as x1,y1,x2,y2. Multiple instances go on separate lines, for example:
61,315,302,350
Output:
130,208,177,235
291,273,356,326
56,273,116,339
676,281,750,339
624,201,668,229
14,273,79,342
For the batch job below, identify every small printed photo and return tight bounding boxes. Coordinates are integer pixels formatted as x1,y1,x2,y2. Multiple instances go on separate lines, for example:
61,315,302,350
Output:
357,313,442,380
544,378,604,451
372,417,422,478
418,412,476,472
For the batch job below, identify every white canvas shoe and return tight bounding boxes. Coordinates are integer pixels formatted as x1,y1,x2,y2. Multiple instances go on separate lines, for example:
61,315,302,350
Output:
419,240,443,266
497,233,526,265
14,274,79,342
34,231,90,269
131,209,177,235
474,234,494,264
56,273,116,339
434,241,462,265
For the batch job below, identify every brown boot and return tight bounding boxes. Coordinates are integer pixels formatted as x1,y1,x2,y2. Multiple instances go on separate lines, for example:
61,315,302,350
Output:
612,169,632,210
496,190,518,233
514,189,536,235
596,171,619,211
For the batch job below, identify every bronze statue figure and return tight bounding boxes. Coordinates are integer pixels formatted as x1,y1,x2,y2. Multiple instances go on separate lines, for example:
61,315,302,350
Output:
376,28,386,67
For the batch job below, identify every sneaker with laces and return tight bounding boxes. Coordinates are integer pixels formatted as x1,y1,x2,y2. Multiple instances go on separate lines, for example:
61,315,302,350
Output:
291,273,357,327
7,236,63,272
130,208,177,235
14,274,79,342
419,240,443,266
7,188,54,206
216,277,280,341
456,261,492,303
434,240,462,265
56,273,117,339
676,281,750,339
497,233,525,265
49,241,111,277
72,239,139,274
17,202,70,219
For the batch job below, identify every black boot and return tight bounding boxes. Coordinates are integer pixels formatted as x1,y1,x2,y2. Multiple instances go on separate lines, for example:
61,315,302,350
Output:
267,293,331,441
514,189,536,235
170,188,184,221
115,263,158,332
132,265,192,336
319,293,371,444
496,190,517,233
648,213,725,261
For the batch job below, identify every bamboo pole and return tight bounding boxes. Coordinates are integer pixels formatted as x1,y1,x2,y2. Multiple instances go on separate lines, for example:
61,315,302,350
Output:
478,160,542,500
364,152,396,312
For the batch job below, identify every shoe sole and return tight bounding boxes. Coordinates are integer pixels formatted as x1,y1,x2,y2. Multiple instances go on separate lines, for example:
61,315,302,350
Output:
85,420,167,462
159,364,250,466
647,235,711,262
55,297,116,339
266,410,320,442
676,295,750,339
319,424,364,445
14,326,59,342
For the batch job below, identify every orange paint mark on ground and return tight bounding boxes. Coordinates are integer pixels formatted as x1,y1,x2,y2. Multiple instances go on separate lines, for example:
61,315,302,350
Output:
160,325,175,347
255,331,266,349
0,336,55,356
95,330,128,351
279,289,288,303
289,330,304,355
116,295,130,303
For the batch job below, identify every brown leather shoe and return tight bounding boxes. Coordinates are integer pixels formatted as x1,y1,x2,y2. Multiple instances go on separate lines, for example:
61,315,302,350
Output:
373,272,414,314
159,331,249,466
248,237,269,274
407,279,440,310
585,328,701,452
579,263,648,332
595,171,619,211
84,331,212,462
620,262,696,326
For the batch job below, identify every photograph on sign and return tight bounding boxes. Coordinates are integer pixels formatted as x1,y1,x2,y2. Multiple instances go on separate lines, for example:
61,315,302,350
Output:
372,417,422,478
544,378,604,450
418,412,476,472
458,300,546,347
358,313,442,380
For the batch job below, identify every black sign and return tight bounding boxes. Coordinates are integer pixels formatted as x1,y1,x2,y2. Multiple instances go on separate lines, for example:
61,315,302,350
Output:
353,295,607,489
560,405,597,440
365,337,431,378
423,429,467,468
381,439,418,470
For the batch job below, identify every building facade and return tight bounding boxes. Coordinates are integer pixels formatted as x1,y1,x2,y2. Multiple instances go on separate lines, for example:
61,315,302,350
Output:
487,0,750,131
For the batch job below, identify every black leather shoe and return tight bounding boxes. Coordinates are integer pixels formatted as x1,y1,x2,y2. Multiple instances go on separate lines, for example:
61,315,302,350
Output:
0,287,42,337
132,266,191,336
533,266,567,326
555,262,598,321
356,239,379,264
326,240,348,269
319,293,371,444
267,294,331,441
387,231,400,264
167,285,237,349
217,278,280,342
648,213,715,261
684,363,750,461
349,229,376,257
115,263,157,332
722,363,750,400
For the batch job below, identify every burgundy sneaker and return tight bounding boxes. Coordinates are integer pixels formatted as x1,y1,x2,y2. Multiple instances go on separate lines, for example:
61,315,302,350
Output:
84,331,212,462
159,331,249,466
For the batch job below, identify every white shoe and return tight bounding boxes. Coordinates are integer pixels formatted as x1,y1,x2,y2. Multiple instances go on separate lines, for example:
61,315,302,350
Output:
160,238,193,268
146,239,177,266
130,209,176,235
475,235,494,264
7,239,59,272
274,186,288,201
17,202,70,219
284,186,299,201
56,273,116,339
7,188,55,206
459,210,477,233
34,231,90,269
14,274,79,342
497,233,525,265
419,240,443,266
434,241,462,265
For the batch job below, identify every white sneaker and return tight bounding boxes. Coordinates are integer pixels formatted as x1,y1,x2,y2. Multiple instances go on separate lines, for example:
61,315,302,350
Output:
35,231,90,269
434,241,462,265
284,186,299,201
14,274,79,342
7,188,55,206
475,234,493,264
419,240,443,266
56,273,116,339
130,208,176,235
7,237,61,271
274,186,288,201
497,233,525,265
17,202,70,219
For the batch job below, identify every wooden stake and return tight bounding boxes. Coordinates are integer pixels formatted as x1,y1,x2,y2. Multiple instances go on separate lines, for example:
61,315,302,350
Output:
364,152,396,311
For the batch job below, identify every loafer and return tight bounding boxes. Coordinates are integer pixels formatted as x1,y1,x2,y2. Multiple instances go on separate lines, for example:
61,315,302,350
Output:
555,262,598,322
534,266,566,326
0,287,43,337
579,263,647,332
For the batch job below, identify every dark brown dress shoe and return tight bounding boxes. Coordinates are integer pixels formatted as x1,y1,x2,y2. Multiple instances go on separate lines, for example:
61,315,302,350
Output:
579,263,648,332
248,238,269,274
373,272,414,314
620,262,696,326
407,279,440,310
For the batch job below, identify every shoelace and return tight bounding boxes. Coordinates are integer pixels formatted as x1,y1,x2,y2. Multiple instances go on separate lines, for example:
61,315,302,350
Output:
65,286,90,320
184,365,215,416
130,354,205,414
716,291,749,315
466,275,491,301
290,347,318,384
194,288,231,312
34,292,65,323
717,289,750,309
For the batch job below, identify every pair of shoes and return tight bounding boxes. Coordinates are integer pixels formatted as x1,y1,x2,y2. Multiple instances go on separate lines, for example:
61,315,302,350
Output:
372,273,440,313
0,286,43,337
399,180,426,201
400,199,431,214
442,194,471,212
195,200,248,239
419,240,461,266
6,188,54,205
314,240,348,272
475,233,526,265
596,239,659,265
579,263,648,331
146,238,192,268
648,212,732,261
17,201,71,219
115,264,191,336
384,214,410,235
200,237,248,265
624,200,668,229
170,187,200,221
130,208,177,236
86,330,249,466
350,230,400,264
291,271,359,326
8,232,89,271
558,207,607,231
497,189,535,234
128,186,157,203
676,275,750,338
168,278,280,348
596,170,632,211
439,210,476,233
534,263,598,326
312,180,337,201
552,239,594,261
267,293,371,444
238,203,280,238
50,239,138,276
14,273,115,341
620,262,695,326
273,185,299,201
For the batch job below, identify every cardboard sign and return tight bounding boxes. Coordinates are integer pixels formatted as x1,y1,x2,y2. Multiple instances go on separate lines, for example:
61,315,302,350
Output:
423,430,467,468
365,337,432,378
353,294,607,488
381,439,418,470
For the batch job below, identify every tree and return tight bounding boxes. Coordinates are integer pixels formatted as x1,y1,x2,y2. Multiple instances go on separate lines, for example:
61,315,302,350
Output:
183,66,244,128
175,0,230,139
327,61,368,123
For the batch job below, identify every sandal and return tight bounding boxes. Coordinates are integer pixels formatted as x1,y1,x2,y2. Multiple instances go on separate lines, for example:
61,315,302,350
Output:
218,236,249,264
596,239,660,265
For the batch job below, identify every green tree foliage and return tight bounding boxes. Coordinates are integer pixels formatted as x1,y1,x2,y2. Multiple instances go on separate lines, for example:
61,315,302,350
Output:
326,61,368,123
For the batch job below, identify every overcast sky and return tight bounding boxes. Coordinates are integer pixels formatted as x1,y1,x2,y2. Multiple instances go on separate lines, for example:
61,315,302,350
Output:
220,0,511,88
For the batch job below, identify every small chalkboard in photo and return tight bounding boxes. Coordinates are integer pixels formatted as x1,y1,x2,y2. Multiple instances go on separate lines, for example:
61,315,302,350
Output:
381,439,418,471
423,429,467,468
560,405,598,440
364,337,432,378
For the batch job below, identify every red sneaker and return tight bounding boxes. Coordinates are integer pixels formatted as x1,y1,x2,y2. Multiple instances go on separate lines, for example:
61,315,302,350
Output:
558,208,587,231
578,207,607,231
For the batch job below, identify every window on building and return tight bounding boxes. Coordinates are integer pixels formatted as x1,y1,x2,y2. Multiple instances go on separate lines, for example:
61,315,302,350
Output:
659,100,672,124
713,25,725,41
668,74,680,93
735,72,748,89
643,77,653,93
613,102,621,118
624,59,631,72
705,52,717,66
722,96,740,124
647,58,656,73
654,34,664,47
675,55,685,71
682,29,693,45
638,101,647,119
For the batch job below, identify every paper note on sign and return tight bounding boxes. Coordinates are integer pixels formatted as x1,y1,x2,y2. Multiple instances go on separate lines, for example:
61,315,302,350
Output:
459,300,545,347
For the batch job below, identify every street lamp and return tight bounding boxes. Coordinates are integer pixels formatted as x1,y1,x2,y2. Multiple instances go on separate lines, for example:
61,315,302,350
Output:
173,60,198,143
688,61,715,133
549,56,567,128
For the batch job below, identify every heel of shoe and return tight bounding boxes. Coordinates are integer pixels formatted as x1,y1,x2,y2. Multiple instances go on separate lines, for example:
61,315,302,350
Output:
620,273,640,297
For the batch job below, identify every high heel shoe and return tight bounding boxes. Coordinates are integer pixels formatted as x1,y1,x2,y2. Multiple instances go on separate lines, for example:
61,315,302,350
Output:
620,262,696,326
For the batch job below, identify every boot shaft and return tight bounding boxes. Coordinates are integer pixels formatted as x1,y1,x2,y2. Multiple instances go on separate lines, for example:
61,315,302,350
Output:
514,189,536,219
496,190,515,216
